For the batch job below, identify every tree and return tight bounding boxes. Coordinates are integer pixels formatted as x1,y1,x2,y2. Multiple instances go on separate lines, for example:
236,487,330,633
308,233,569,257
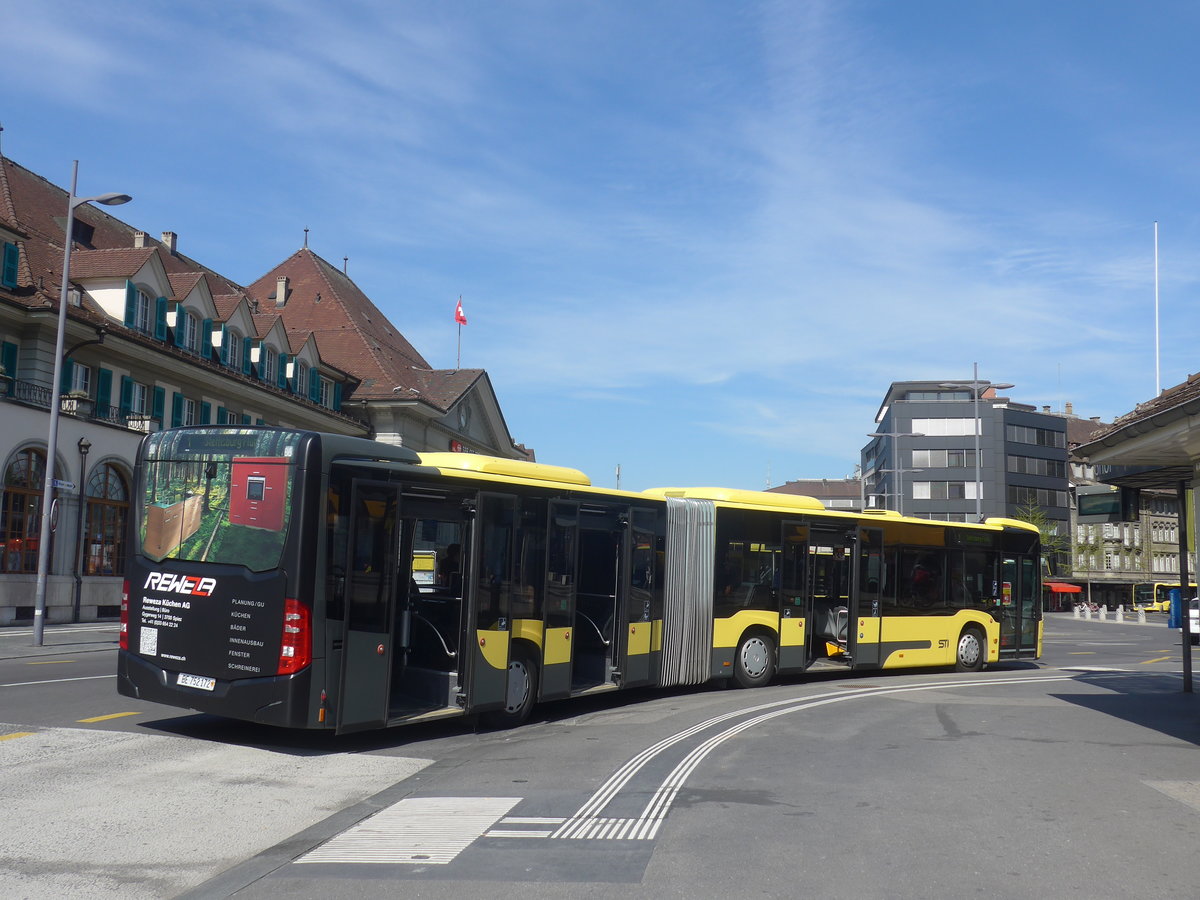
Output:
1013,499,1069,575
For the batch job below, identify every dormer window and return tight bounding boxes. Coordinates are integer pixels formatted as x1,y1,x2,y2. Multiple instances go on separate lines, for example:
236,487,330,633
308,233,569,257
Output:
178,310,199,352
261,345,276,383
226,331,241,369
134,289,153,333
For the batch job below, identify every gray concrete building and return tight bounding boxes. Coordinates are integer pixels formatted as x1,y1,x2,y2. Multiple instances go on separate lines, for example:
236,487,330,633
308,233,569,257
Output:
862,380,1069,537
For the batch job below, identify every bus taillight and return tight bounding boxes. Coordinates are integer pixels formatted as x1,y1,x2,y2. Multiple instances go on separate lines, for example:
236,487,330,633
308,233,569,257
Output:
277,598,311,675
120,580,129,651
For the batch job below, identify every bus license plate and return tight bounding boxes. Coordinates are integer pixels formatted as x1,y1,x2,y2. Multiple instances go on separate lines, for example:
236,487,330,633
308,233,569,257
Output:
177,672,216,691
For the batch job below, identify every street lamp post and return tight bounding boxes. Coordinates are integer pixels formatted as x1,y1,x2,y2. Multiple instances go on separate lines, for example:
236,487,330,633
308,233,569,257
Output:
72,436,91,624
941,364,1014,522
867,430,924,516
32,162,130,646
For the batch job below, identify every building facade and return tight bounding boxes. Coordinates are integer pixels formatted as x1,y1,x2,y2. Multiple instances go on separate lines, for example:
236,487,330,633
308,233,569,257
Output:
861,380,1070,538
0,155,528,625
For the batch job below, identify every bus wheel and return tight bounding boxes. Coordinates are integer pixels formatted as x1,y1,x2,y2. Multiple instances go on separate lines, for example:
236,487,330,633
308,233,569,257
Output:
954,627,985,673
734,632,776,688
484,652,538,728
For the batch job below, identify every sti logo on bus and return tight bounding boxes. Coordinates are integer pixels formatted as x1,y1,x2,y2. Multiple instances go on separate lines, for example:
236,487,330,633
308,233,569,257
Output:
143,572,217,597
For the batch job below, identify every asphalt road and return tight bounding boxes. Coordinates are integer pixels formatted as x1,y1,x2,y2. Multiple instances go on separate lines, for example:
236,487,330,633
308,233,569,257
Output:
2,614,1199,898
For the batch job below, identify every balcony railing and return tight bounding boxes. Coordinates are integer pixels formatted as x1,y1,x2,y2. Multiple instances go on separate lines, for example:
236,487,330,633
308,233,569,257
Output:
1,378,160,433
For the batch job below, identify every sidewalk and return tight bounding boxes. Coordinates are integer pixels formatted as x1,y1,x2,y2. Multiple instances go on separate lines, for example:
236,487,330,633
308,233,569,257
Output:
0,622,120,661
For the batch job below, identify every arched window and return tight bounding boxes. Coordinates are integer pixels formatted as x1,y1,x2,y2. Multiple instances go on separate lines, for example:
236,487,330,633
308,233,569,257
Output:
2,448,47,573
84,464,129,576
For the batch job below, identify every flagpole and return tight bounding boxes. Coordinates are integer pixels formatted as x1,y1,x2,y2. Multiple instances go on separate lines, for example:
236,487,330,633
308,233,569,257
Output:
457,322,461,370
1154,221,1160,395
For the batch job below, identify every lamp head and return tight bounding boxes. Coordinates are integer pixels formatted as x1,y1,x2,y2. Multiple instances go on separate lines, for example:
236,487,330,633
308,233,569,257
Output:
77,437,91,455
95,193,132,206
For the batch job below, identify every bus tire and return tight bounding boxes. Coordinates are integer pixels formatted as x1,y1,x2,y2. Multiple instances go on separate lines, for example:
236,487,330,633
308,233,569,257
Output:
483,651,538,728
733,632,776,688
954,627,986,673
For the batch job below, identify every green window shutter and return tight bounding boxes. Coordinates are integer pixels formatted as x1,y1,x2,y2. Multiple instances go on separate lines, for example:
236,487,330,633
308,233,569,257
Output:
242,345,252,376
256,417,265,426
96,368,113,412
173,310,185,348
241,413,251,425
200,401,211,424
119,376,133,417
1,242,19,288
171,392,183,428
154,298,168,341
217,405,226,424
123,282,137,328
332,382,343,411
219,326,229,365
201,318,213,358
277,353,288,389
2,340,19,380
152,386,165,424
308,368,320,403
60,358,75,394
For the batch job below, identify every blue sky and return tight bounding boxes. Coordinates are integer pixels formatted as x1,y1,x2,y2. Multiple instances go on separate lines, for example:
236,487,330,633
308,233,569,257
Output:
5,0,1200,491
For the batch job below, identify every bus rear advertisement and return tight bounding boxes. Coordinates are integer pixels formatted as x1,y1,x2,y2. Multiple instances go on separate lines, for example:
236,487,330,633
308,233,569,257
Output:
117,427,1043,733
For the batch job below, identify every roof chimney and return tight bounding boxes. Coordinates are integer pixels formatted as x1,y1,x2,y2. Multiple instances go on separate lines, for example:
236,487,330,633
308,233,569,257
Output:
1065,401,1074,416
1090,416,1100,423
161,231,177,254
133,231,148,249
275,275,289,307
1042,405,1050,413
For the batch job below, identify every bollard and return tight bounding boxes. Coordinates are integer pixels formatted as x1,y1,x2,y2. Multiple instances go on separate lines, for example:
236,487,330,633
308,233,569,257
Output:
1138,609,1146,624
1074,605,1082,619
1116,606,1124,623
1096,606,1106,621
1084,606,1092,620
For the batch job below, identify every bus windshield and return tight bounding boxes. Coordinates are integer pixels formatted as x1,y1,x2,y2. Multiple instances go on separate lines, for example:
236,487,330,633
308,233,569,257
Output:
138,428,301,571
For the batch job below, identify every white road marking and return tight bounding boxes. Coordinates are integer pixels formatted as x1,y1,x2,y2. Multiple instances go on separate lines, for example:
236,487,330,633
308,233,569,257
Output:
296,797,519,865
554,673,1074,840
1,674,115,688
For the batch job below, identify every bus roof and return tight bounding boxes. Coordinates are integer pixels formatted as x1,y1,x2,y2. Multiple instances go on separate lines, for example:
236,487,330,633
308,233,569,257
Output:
642,487,826,511
417,453,592,486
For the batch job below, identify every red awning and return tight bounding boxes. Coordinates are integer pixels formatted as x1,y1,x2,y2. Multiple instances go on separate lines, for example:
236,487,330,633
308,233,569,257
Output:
1044,581,1082,593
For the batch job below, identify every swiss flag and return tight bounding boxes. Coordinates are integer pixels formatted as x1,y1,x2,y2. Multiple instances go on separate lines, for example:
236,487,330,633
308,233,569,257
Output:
454,297,467,325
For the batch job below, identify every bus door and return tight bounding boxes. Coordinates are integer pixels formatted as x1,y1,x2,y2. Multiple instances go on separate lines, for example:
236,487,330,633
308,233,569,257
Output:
541,501,579,701
390,495,471,719
807,527,856,662
337,481,402,733
777,521,810,673
574,503,626,691
1000,530,1041,658
622,507,658,688
464,493,515,712
852,527,884,667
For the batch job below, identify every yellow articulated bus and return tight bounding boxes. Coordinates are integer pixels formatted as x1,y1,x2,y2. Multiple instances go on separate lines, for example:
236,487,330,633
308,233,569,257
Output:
118,427,1042,733
1131,582,1196,613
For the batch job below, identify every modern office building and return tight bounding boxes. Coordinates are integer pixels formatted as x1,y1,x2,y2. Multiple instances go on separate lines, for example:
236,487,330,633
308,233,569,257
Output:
862,380,1069,539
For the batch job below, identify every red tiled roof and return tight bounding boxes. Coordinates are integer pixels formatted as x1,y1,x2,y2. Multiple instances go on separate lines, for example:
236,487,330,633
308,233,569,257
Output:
246,249,448,404
71,247,157,280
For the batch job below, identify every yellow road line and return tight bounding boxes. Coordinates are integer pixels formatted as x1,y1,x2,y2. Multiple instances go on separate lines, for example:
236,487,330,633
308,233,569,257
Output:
1067,652,1095,655
77,712,140,723
0,732,35,741
1141,656,1173,665
28,660,75,665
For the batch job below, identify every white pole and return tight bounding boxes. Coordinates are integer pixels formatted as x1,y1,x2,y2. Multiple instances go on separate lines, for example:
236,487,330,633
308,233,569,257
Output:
1155,221,1160,395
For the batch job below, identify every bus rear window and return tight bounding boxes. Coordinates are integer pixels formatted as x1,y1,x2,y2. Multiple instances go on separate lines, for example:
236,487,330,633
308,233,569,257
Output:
139,428,300,571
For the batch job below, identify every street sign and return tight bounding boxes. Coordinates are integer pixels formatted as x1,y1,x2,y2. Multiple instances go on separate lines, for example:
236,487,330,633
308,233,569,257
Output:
51,479,76,491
